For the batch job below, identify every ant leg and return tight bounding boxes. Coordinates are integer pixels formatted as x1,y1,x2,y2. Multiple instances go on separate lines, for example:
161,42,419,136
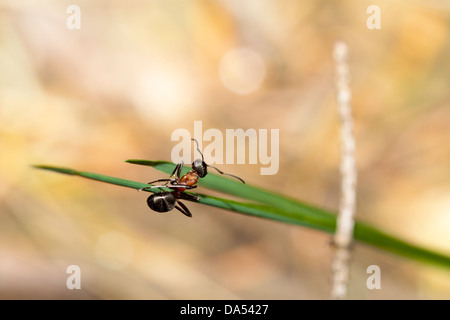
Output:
179,192,200,202
147,178,172,185
176,162,184,179
139,185,197,191
139,186,167,192
164,185,197,190
175,200,192,217
145,172,186,189
170,162,184,180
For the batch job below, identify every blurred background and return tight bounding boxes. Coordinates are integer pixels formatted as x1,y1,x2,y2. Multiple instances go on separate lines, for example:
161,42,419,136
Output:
1,0,450,299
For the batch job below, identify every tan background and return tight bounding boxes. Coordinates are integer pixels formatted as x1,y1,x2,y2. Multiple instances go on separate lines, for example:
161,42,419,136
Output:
1,0,449,299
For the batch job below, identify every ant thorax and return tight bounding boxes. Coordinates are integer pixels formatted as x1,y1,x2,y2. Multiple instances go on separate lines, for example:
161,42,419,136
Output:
180,171,199,187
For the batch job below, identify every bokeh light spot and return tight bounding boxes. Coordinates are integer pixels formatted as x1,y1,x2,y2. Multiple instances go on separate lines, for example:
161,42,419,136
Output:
131,67,195,120
219,47,266,95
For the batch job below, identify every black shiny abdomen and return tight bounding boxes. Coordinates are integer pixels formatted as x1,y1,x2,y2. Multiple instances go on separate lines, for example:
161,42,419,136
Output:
147,192,176,212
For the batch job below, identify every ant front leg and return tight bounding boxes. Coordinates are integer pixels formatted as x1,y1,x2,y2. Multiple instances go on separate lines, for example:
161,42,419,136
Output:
170,162,184,181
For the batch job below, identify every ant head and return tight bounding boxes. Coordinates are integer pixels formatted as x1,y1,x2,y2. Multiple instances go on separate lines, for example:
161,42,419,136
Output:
191,138,207,178
190,138,245,183
192,159,208,178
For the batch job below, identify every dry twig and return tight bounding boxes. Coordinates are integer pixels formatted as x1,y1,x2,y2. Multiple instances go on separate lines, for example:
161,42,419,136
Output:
330,41,357,300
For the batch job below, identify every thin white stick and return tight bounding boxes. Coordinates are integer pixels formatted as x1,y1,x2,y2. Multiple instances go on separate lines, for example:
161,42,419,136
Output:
330,41,357,300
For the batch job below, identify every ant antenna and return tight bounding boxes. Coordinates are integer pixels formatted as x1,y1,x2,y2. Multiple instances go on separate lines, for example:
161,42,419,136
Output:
191,138,204,161
207,165,246,184
191,138,245,184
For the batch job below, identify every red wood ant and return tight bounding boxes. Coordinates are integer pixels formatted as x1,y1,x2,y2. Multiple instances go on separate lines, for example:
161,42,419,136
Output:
141,139,245,217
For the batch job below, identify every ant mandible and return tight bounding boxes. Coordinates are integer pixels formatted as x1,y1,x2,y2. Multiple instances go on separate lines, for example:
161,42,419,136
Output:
141,138,245,217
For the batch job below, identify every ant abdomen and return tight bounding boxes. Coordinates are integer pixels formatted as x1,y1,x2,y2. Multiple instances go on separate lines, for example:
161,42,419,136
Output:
147,192,176,213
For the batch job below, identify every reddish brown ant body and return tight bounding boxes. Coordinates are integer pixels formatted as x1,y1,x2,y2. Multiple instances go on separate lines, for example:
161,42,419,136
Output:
141,139,245,217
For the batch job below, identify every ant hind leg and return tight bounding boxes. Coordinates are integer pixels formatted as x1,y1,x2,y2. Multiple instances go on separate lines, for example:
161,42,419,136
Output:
175,200,192,217
179,192,200,202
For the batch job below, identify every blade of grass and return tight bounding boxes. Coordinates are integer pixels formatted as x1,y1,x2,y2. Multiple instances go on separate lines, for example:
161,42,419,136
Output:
200,194,450,270
33,165,150,190
33,164,334,231
125,160,334,218
33,164,450,270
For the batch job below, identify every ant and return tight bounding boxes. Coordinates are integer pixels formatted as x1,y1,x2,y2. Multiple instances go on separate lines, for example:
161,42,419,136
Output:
145,188,199,218
141,138,245,217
